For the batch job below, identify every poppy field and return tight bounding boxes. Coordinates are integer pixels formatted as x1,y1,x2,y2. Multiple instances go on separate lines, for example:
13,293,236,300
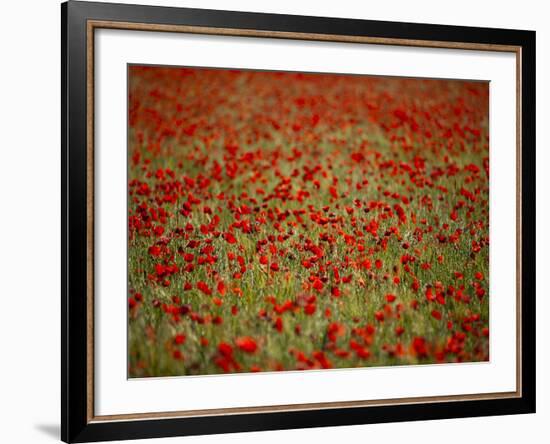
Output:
128,65,489,378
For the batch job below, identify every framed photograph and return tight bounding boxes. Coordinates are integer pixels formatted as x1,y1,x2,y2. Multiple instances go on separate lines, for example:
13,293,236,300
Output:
62,1,535,442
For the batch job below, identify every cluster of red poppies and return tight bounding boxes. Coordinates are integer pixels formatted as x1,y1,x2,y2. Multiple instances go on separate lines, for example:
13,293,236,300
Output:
127,66,489,377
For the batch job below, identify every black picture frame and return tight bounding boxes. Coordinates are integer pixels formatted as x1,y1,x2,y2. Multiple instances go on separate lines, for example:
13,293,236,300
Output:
62,1,536,442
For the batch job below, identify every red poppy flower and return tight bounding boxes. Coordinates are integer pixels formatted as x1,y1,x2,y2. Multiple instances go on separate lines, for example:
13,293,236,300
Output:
235,336,258,353
174,334,186,345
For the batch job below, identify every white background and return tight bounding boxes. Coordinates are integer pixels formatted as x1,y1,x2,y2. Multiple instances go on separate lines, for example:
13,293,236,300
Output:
95,29,517,416
0,0,547,443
